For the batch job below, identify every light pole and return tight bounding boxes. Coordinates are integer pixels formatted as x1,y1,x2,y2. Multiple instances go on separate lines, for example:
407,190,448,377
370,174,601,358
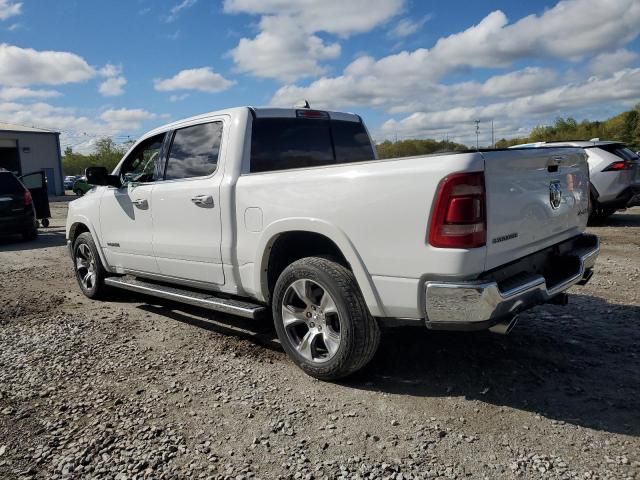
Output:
474,120,480,149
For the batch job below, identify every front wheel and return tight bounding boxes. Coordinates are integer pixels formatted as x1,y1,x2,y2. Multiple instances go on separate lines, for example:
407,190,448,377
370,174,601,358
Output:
272,257,380,381
73,232,108,299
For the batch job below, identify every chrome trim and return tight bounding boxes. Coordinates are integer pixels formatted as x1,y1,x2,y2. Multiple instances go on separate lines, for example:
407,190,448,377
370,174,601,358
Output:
424,234,599,326
104,277,266,319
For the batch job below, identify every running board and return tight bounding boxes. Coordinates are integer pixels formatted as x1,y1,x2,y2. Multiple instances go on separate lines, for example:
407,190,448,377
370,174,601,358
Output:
104,276,266,319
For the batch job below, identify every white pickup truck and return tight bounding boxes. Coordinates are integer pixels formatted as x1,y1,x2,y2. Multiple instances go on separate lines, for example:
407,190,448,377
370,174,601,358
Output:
66,106,599,380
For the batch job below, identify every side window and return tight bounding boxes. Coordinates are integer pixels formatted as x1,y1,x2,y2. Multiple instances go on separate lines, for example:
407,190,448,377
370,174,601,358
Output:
165,122,222,180
119,133,165,184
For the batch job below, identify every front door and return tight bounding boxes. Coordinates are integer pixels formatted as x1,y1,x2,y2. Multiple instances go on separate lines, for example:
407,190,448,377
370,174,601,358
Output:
151,120,225,285
99,133,165,274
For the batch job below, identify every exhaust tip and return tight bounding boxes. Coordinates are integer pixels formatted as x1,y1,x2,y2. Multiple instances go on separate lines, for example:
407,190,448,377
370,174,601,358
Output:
488,315,519,335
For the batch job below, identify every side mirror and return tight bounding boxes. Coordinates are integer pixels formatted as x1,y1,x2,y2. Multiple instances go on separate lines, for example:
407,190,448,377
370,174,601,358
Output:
85,166,120,187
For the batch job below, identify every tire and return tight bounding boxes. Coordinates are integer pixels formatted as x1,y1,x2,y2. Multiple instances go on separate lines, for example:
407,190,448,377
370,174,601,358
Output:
74,189,83,196
22,223,38,241
588,196,617,224
41,218,50,228
73,232,108,299
272,257,380,381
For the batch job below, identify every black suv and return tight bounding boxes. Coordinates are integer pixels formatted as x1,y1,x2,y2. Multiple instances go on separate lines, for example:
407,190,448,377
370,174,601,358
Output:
0,170,38,241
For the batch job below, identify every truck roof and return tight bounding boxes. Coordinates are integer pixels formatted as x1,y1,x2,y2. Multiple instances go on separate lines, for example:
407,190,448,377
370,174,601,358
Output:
510,140,623,148
144,106,361,138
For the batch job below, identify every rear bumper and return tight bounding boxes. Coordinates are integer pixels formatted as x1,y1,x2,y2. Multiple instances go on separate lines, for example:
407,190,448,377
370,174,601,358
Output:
0,212,35,234
424,234,599,330
599,185,640,209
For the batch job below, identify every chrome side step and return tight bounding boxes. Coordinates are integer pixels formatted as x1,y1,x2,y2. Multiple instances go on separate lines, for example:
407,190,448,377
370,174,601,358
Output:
104,276,266,319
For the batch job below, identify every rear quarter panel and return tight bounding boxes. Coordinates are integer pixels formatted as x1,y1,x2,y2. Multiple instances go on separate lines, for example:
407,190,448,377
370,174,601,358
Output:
234,153,486,313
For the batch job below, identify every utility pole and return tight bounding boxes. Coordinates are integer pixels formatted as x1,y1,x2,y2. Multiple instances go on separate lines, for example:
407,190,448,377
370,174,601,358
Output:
491,120,495,149
474,120,480,149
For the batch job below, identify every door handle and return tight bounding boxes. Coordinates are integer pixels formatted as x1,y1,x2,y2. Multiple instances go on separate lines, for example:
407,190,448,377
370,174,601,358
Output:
191,195,214,207
132,198,148,209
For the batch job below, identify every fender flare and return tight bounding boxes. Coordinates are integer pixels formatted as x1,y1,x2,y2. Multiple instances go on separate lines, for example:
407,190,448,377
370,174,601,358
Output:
254,217,386,317
68,215,112,273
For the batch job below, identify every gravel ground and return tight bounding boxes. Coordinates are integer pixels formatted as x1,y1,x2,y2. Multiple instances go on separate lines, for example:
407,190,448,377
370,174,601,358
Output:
0,199,638,480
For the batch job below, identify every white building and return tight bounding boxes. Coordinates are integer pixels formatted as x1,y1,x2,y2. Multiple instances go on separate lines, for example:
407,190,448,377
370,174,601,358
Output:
0,122,63,196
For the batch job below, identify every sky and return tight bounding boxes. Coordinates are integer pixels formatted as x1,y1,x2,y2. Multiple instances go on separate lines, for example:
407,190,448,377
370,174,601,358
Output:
1,0,640,152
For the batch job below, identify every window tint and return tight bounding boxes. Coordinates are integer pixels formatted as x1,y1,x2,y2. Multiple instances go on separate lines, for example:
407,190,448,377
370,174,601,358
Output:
0,172,23,194
120,134,165,184
165,122,222,180
332,120,375,163
599,144,639,161
250,118,333,173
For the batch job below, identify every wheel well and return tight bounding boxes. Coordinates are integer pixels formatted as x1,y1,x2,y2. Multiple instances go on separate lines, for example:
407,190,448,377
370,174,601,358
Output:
266,231,350,301
69,222,90,244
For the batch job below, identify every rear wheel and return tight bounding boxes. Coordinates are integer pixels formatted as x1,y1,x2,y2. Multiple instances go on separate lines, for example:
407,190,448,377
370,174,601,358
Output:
272,257,380,381
74,189,83,196
73,232,108,299
588,196,617,224
22,223,38,241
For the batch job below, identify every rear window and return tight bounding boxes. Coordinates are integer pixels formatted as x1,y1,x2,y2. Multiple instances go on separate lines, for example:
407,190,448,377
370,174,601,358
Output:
0,172,23,194
599,144,639,161
250,118,374,173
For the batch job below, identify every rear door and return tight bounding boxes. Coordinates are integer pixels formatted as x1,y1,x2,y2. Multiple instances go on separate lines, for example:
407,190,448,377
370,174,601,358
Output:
0,172,26,218
483,148,589,270
20,171,50,219
151,119,226,285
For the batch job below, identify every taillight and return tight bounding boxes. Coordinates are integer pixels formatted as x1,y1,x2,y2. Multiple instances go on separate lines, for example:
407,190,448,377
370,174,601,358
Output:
602,161,631,172
429,172,486,249
24,190,33,206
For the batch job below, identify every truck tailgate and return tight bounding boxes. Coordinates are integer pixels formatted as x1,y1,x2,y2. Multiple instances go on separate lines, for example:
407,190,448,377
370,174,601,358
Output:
483,148,589,270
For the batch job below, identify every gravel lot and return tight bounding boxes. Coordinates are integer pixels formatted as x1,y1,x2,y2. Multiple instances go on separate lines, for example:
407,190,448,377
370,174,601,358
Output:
0,199,638,480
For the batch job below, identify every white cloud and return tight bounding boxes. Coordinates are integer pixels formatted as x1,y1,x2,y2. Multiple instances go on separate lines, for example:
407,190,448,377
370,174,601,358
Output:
0,87,60,101
98,64,127,96
99,108,158,130
271,0,640,115
380,68,640,142
0,0,21,21
165,0,197,22
154,67,235,93
589,48,639,76
0,43,95,86
231,15,340,82
225,0,404,81
99,76,127,96
169,93,190,102
388,15,430,38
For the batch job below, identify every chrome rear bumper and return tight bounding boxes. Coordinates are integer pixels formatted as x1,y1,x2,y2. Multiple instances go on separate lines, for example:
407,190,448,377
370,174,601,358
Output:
424,234,599,330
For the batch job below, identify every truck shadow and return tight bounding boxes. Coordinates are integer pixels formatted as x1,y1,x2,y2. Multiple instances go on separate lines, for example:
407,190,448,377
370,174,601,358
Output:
353,294,640,437
113,289,639,437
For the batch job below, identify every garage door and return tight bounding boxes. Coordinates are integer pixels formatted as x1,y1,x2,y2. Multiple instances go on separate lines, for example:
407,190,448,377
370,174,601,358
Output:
0,139,20,174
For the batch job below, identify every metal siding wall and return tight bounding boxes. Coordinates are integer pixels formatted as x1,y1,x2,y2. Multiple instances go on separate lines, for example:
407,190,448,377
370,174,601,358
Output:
0,131,63,195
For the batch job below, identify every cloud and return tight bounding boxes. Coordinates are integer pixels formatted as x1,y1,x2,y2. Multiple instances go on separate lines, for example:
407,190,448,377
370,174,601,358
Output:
0,43,95,86
271,0,640,113
99,77,126,96
169,93,190,102
224,0,404,81
99,108,158,130
165,0,197,22
231,15,340,82
380,68,640,142
388,15,431,38
154,67,235,93
98,64,127,96
0,0,21,21
0,87,60,101
589,48,639,76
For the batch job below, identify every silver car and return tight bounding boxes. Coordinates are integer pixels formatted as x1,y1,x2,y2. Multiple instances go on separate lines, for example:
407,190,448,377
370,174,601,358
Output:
511,140,640,221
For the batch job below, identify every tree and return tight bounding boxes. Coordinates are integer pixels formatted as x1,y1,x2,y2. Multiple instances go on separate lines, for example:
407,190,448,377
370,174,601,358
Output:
62,137,129,176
